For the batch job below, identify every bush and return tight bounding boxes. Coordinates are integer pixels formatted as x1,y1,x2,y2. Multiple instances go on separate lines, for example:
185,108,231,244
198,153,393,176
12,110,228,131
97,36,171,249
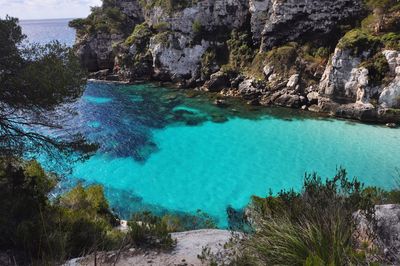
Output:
140,0,194,13
192,20,202,34
360,52,390,86
225,30,255,72
338,29,382,55
128,211,176,249
240,169,377,265
124,23,152,49
69,6,127,35
0,159,123,264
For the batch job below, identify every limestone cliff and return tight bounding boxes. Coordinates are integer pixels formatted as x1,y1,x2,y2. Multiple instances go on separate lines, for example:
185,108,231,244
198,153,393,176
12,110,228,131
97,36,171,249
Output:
70,0,400,123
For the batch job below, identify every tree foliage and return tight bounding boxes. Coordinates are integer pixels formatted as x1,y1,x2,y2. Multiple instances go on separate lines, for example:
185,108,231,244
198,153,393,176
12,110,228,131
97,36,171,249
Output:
0,16,94,158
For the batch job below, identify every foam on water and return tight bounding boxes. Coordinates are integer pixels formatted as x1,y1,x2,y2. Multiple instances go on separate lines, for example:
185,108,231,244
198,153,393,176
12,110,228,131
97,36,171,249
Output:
46,82,400,227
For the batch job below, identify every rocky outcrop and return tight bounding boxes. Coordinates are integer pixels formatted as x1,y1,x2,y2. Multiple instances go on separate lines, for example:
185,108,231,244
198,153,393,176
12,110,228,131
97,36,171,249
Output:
75,33,125,72
319,48,368,102
143,0,249,35
249,0,270,44
260,0,365,50
71,0,400,123
149,32,209,82
355,204,400,264
315,47,400,122
379,51,400,108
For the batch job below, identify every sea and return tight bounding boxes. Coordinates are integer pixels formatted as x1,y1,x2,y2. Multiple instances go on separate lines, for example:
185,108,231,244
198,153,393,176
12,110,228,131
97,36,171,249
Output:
20,19,400,227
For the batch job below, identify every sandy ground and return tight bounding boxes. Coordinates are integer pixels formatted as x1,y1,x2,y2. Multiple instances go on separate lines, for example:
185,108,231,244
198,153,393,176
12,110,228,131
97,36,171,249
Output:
65,229,234,266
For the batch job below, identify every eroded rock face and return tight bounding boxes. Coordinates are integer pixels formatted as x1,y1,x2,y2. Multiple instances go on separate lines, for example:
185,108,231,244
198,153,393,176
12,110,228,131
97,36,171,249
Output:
75,33,124,72
319,48,367,101
143,0,249,35
142,0,249,82
379,51,400,108
112,0,144,22
260,0,365,50
249,0,270,44
355,205,400,264
149,32,209,81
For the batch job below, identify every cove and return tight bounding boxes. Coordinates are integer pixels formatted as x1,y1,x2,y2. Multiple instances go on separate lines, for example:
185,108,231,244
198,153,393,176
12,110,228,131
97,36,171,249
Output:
45,82,400,227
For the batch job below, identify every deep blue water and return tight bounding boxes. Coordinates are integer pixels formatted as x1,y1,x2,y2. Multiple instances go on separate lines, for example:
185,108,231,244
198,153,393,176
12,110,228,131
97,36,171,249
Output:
21,19,400,227
20,18,75,46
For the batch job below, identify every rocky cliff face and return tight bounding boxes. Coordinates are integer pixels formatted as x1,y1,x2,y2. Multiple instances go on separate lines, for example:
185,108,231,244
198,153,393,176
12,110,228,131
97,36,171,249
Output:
71,0,400,123
260,0,365,50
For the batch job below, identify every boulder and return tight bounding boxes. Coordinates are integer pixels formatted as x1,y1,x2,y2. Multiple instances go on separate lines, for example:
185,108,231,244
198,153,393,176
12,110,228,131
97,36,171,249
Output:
203,71,230,92
379,72,400,108
263,65,274,79
214,99,228,108
382,50,400,74
238,79,262,99
274,93,302,108
286,74,300,88
334,102,378,122
307,91,319,105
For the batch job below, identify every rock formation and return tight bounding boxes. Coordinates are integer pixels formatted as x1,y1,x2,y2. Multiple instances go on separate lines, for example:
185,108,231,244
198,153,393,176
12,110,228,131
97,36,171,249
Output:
71,0,400,123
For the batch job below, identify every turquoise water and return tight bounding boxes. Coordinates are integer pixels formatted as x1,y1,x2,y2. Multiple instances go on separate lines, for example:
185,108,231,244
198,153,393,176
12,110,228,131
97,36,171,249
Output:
43,82,400,227
19,18,400,227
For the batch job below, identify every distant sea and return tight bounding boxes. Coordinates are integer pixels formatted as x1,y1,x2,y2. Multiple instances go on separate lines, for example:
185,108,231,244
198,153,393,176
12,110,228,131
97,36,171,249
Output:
19,18,76,46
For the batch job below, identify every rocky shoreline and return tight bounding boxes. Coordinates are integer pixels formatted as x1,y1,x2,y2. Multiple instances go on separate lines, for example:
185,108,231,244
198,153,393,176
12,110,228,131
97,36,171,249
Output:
71,0,400,124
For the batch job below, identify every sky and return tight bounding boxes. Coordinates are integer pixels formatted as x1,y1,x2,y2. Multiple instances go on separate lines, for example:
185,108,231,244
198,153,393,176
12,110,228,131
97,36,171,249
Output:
0,0,102,20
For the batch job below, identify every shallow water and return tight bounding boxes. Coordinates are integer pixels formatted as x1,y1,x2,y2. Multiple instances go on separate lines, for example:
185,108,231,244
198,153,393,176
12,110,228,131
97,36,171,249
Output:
40,82,400,227
18,18,400,227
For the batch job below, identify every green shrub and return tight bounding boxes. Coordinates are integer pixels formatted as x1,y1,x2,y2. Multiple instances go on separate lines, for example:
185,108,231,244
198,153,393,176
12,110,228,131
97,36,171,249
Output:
264,43,298,75
152,21,170,32
128,211,176,249
192,20,202,34
201,49,217,78
338,29,382,55
360,52,390,86
224,30,255,72
364,0,396,10
241,169,376,265
381,32,400,49
140,0,195,12
69,6,127,35
124,23,152,49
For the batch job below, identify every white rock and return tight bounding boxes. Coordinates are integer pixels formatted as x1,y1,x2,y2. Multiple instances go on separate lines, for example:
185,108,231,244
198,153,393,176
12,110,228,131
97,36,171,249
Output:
319,48,363,100
379,76,400,108
263,65,274,78
382,50,400,74
287,74,299,88
307,91,319,102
